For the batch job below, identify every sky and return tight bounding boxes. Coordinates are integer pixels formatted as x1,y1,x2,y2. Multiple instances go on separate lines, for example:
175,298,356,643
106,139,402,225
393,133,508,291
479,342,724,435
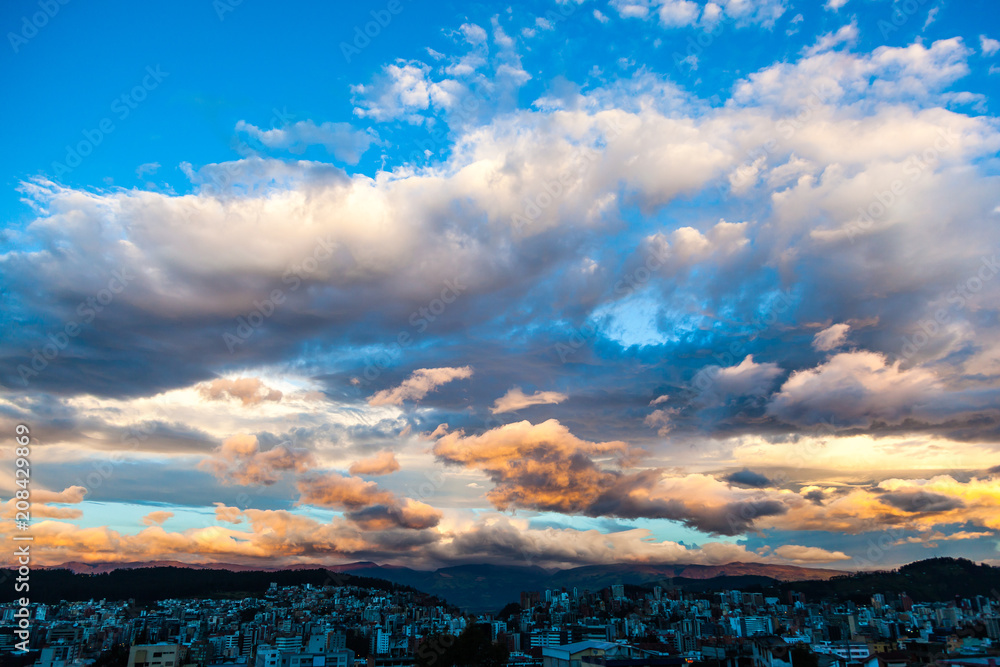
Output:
1,0,1000,573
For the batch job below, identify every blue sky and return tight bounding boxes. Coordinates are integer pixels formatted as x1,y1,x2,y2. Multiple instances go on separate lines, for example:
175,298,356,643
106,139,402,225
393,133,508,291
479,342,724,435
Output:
2,0,1000,571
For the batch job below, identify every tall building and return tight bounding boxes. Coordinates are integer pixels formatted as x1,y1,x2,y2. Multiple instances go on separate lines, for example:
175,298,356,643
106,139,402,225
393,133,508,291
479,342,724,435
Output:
370,628,390,655
127,644,182,667
254,646,281,667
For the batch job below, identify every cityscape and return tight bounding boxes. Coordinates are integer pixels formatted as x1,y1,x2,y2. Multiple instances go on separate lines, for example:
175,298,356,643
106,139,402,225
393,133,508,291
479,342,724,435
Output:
4,1,1000,667
2,558,1000,667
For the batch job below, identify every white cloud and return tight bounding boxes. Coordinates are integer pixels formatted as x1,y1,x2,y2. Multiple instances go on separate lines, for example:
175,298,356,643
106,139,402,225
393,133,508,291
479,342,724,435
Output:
136,162,160,178
610,0,650,19
768,351,941,426
657,0,700,27
352,61,434,124
812,323,850,351
981,35,1000,57
733,37,973,109
803,21,858,57
696,355,783,402
719,0,786,28
235,120,377,164
823,0,848,11
773,544,850,563
459,23,488,44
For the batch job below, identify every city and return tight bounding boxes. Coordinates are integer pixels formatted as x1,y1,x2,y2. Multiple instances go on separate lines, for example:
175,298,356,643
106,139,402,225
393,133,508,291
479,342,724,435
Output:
2,559,999,667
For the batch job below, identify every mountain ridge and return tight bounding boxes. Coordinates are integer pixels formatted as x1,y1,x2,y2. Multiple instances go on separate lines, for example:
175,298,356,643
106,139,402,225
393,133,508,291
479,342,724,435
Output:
43,559,845,610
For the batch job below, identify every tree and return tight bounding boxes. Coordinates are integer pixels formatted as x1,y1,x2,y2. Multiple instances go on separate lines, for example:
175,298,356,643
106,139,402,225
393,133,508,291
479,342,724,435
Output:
497,602,521,621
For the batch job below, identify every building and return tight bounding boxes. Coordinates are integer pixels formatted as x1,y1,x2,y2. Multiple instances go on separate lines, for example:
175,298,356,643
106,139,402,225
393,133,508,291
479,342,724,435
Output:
370,628,390,655
35,645,76,667
128,644,183,667
813,641,871,661
254,645,281,667
542,640,675,667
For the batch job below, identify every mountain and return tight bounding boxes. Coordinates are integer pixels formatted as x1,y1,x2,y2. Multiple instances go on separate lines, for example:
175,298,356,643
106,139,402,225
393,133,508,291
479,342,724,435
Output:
40,560,844,610
776,557,1000,604
30,558,996,610
15,566,432,605
52,560,340,575
335,562,844,610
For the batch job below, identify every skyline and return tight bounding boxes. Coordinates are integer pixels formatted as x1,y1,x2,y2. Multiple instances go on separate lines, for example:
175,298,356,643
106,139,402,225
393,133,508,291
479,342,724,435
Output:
2,0,1000,573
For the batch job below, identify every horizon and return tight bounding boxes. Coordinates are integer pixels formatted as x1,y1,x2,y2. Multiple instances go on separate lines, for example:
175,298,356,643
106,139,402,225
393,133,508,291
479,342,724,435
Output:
3,0,1000,579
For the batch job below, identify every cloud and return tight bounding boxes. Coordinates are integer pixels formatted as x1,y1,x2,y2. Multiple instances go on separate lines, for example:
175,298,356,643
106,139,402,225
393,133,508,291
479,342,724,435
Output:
773,544,850,563
343,499,441,531
696,355,782,403
296,473,441,529
803,21,858,57
296,473,397,510
2,485,87,520
724,468,773,488
136,162,160,178
767,351,941,427
368,367,473,406
823,0,848,11
236,120,377,164
981,35,1000,57
5,21,1000,568
200,434,315,486
352,61,434,123
732,37,973,109
812,323,850,351
198,377,283,406
433,419,787,535
764,475,1000,535
647,220,750,267
656,0,700,27
348,451,401,476
644,408,677,435
1,506,446,567
610,0,785,28
142,510,174,526
878,490,965,513
491,387,568,413
214,503,244,524
431,515,774,567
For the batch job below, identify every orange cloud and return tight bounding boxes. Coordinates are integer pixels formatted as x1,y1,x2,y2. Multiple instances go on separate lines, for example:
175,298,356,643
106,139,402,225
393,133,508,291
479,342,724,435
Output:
198,377,283,406
296,473,442,530
200,434,314,485
433,420,786,535
214,503,244,524
2,485,87,520
348,450,401,476
296,474,396,510
368,366,473,406
142,511,174,526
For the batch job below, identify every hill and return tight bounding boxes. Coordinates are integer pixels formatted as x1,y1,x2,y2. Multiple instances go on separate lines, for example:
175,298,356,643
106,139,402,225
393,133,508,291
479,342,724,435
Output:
776,557,1000,604
35,560,844,611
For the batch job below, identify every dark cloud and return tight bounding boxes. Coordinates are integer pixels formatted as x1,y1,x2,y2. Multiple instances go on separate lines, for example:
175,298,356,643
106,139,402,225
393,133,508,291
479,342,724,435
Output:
803,489,826,506
723,468,774,488
879,490,966,513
